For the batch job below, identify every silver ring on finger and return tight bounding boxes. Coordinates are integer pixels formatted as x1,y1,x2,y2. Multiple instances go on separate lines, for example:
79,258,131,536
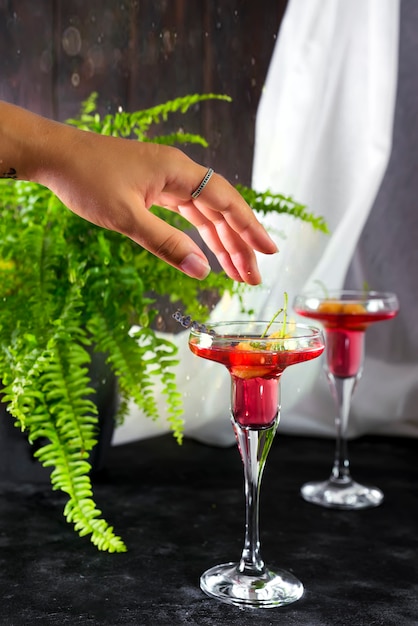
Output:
191,167,214,199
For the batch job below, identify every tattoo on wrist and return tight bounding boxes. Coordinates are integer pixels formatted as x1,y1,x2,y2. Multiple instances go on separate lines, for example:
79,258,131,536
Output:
1,167,17,179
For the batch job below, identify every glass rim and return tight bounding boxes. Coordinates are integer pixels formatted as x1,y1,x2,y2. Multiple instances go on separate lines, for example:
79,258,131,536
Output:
188,320,324,341
294,289,399,302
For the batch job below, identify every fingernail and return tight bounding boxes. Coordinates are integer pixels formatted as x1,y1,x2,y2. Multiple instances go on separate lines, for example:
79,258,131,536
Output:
265,234,279,253
180,253,211,279
260,229,279,253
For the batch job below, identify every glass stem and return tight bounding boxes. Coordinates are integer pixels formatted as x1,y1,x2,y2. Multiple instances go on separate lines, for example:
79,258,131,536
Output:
232,419,278,576
327,374,357,483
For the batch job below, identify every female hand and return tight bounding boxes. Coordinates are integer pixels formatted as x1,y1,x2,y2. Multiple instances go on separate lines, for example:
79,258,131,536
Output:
0,101,277,284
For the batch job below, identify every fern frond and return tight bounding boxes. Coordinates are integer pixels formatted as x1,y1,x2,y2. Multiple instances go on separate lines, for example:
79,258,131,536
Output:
131,328,184,442
26,341,125,552
236,184,329,233
66,92,232,140
145,132,209,147
87,313,161,423
35,434,125,552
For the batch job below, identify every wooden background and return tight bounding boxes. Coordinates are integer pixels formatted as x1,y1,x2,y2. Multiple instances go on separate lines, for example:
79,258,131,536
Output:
0,0,287,185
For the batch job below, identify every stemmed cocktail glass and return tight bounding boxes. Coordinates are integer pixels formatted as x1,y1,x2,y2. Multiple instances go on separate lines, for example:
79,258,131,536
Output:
293,290,399,510
188,320,324,608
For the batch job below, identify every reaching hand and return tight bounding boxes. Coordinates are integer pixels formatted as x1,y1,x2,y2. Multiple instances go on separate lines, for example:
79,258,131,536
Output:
0,101,277,284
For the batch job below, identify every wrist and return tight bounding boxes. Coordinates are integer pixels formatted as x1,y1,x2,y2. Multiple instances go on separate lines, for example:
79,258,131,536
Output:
0,101,72,185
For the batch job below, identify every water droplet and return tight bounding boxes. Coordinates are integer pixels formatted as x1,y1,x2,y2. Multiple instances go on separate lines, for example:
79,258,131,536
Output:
71,72,80,87
62,26,82,56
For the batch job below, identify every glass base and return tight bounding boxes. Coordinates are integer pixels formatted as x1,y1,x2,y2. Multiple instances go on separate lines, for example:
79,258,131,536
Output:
200,562,304,609
300,478,384,510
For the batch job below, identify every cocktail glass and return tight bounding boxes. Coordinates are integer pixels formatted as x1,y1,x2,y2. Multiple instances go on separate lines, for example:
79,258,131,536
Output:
188,320,325,608
293,290,399,510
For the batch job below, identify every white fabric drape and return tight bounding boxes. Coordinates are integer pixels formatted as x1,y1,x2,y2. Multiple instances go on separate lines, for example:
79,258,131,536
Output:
248,0,401,439
113,0,401,446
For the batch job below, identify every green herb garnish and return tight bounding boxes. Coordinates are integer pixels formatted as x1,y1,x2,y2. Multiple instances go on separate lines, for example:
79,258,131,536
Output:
251,292,289,349
261,291,289,338
314,279,329,299
261,307,283,338
281,291,288,338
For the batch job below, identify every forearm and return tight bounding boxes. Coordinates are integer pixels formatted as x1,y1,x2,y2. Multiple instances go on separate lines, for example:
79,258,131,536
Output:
0,100,70,184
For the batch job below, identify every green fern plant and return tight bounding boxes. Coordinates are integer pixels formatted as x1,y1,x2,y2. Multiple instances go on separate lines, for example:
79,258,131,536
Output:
0,92,327,553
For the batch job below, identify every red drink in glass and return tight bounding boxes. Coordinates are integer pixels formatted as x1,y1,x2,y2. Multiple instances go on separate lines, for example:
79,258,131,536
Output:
189,333,324,427
293,290,399,510
294,298,398,378
188,320,324,608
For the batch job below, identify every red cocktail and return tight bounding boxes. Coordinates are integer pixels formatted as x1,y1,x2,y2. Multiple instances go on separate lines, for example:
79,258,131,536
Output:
190,332,324,428
295,299,397,378
189,320,324,608
293,290,399,509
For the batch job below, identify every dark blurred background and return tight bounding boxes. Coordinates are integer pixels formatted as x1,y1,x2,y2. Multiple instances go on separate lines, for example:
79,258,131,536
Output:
0,0,287,185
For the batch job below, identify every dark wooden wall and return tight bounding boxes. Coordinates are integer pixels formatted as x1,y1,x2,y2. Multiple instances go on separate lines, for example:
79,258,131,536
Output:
0,0,287,185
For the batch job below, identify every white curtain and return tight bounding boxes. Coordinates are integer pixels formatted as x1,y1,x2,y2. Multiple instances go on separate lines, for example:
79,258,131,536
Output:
113,0,402,446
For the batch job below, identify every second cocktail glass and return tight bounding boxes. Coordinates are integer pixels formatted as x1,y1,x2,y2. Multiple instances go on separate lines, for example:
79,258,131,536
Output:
188,320,324,609
293,290,399,510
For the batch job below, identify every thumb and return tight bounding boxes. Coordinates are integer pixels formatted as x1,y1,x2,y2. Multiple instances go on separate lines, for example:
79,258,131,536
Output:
127,207,211,279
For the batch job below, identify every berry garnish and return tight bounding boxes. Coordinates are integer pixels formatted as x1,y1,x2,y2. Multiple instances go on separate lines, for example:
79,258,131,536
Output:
172,310,216,335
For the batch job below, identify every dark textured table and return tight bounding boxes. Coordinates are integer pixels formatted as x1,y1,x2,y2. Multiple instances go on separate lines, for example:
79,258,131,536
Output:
0,432,417,625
